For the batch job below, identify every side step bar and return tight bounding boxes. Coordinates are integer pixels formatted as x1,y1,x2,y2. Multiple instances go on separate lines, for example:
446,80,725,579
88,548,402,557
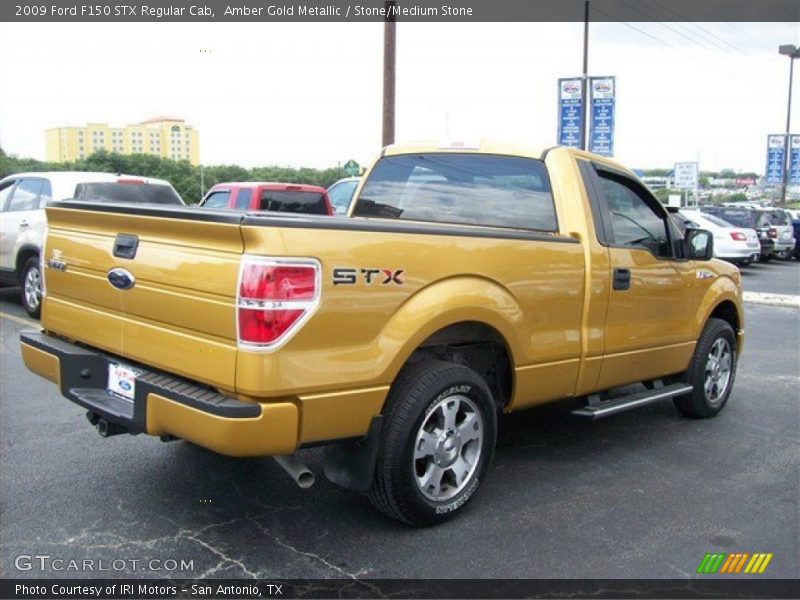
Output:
572,382,693,420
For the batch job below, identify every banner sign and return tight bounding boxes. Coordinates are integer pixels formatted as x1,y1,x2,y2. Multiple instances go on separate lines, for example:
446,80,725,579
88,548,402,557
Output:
589,76,615,156
557,77,584,148
765,134,786,185
789,135,800,185
673,162,699,190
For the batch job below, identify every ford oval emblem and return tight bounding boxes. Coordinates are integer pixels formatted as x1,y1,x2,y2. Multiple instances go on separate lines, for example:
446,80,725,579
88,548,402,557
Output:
108,268,136,291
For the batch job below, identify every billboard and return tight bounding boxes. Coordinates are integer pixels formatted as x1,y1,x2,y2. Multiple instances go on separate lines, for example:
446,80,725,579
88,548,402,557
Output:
789,135,800,185
557,77,584,148
765,134,786,185
588,76,615,156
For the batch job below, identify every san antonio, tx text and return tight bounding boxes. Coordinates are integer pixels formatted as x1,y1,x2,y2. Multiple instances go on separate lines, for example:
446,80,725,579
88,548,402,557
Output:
15,583,274,597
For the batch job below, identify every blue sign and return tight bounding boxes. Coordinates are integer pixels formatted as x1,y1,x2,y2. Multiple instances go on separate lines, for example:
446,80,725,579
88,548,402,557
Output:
765,134,786,185
589,76,615,157
789,135,800,185
557,78,584,148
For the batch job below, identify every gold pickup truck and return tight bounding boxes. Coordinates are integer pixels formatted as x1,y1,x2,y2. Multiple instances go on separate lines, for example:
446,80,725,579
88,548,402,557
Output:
20,142,743,526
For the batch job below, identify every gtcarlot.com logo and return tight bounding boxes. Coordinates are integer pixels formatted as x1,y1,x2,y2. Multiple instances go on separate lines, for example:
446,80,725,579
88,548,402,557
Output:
15,554,194,572
696,552,773,574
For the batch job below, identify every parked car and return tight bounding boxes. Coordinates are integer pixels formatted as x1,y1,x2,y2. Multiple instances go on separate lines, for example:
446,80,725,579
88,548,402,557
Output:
700,206,775,262
199,182,333,215
0,171,184,317
22,143,742,526
679,209,760,266
753,208,795,260
326,176,360,215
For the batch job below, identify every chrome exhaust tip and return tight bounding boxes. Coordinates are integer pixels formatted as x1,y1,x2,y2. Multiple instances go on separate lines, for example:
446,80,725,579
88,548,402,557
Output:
274,454,315,488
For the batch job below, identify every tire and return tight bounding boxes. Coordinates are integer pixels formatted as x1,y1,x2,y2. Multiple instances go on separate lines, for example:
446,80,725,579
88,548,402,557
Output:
760,253,772,263
673,318,737,418
368,360,497,526
19,256,42,319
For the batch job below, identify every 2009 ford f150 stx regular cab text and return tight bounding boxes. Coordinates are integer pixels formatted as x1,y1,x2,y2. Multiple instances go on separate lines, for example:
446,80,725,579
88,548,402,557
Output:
21,143,744,526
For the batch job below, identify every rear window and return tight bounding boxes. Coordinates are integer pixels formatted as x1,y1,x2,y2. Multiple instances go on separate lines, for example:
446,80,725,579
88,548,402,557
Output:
703,209,755,229
699,213,735,228
353,153,557,231
259,190,328,214
761,210,791,226
74,182,184,205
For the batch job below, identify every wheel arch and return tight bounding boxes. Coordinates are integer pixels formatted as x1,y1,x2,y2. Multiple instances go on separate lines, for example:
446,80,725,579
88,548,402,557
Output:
15,244,40,281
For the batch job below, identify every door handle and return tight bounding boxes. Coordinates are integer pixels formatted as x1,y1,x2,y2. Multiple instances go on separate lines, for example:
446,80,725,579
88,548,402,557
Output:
613,268,631,291
19,220,29,230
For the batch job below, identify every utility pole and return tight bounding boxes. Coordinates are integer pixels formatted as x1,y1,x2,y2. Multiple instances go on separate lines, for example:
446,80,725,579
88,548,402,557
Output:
580,0,590,151
382,1,396,147
778,44,799,205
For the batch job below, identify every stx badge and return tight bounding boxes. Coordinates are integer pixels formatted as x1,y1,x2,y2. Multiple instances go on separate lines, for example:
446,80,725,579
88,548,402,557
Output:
333,268,404,286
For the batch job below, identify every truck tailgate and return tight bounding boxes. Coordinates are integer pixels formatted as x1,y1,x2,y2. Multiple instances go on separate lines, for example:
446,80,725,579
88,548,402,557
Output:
42,203,243,391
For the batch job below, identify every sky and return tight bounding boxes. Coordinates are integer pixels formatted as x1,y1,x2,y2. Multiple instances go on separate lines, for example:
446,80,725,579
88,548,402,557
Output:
0,21,797,173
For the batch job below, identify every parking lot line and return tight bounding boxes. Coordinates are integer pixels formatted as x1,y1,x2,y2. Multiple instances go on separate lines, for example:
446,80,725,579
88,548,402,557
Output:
0,311,38,328
742,292,800,309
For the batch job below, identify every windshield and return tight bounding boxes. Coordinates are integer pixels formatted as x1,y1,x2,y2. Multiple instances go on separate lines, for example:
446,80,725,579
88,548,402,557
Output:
328,180,359,214
74,182,184,205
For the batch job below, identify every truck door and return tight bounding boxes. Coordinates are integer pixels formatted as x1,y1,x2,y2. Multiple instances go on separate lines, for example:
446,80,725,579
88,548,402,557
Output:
584,163,698,390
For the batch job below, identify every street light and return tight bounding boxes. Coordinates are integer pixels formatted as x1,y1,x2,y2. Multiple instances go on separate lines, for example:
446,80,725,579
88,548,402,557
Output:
778,44,800,205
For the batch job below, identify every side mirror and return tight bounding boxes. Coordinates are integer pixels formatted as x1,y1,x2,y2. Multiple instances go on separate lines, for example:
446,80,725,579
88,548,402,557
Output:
684,228,714,261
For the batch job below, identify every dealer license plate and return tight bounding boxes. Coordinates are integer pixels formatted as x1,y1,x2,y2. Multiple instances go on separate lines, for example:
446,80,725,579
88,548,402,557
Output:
108,363,139,402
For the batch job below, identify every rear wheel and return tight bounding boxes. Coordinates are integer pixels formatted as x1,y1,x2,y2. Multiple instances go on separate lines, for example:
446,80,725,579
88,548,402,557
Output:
20,256,42,318
674,318,737,418
368,360,497,526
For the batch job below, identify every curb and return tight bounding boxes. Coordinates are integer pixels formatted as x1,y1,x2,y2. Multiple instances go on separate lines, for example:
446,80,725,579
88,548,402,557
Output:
742,292,800,309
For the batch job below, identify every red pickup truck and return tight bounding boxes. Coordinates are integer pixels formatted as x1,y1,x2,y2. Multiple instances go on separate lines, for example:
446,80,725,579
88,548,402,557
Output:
199,182,333,215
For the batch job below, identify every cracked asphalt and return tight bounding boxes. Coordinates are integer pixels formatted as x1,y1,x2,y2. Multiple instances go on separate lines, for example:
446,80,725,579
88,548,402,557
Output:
0,262,798,580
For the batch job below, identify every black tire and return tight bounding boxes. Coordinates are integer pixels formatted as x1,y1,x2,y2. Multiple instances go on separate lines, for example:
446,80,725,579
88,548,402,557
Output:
760,253,772,263
19,256,42,319
368,360,497,526
673,318,737,418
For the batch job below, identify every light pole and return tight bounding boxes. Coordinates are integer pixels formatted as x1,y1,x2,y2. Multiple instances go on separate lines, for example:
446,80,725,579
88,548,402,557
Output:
382,1,396,147
778,44,799,205
580,0,589,151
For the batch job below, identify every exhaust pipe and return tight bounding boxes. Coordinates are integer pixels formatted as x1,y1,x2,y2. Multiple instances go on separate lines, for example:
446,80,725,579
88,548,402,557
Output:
96,418,128,438
274,454,315,489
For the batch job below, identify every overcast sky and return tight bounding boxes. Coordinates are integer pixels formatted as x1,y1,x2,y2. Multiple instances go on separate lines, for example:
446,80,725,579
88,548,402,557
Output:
0,21,797,172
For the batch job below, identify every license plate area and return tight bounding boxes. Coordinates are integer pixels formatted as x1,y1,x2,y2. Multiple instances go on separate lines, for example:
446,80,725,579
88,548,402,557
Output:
107,362,140,402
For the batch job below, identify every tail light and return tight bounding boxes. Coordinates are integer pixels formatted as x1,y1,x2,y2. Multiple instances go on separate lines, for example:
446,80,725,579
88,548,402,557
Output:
729,232,747,241
236,256,320,349
768,227,777,239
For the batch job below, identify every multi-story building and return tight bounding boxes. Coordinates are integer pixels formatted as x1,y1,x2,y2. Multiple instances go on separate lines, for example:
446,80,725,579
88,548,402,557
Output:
45,117,200,165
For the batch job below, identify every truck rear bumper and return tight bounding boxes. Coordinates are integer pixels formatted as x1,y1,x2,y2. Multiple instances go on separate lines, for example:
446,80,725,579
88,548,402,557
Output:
20,331,299,457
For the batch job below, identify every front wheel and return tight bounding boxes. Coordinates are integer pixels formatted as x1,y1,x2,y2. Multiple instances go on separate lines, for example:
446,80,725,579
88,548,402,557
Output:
674,318,737,418
20,256,42,318
368,360,497,526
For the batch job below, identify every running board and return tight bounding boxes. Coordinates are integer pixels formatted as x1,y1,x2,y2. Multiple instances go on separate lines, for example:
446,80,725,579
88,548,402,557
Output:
571,383,693,420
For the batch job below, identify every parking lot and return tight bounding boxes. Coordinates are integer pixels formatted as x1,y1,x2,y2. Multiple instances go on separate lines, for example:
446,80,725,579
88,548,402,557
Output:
0,261,798,580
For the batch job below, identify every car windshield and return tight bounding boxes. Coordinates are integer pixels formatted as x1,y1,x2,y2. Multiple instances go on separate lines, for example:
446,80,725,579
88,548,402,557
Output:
73,182,184,205
328,180,359,214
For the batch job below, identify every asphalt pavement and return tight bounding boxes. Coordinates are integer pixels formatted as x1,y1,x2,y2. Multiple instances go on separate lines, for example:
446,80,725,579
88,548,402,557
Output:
0,261,798,580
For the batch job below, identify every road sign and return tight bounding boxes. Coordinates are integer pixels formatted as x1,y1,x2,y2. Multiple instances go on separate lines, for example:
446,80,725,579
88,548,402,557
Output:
343,159,360,177
789,135,800,185
557,77,584,148
588,76,615,157
673,162,699,189
765,134,786,185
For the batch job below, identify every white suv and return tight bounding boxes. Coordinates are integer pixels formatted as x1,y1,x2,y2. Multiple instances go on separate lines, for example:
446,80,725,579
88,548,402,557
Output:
0,171,183,317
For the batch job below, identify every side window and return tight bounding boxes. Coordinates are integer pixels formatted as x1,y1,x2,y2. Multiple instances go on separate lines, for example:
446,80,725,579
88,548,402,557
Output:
202,190,231,209
6,179,43,212
597,172,671,258
0,180,16,211
233,188,253,210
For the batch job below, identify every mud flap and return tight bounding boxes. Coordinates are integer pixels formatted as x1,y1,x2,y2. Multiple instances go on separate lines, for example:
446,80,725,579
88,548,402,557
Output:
323,416,382,493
